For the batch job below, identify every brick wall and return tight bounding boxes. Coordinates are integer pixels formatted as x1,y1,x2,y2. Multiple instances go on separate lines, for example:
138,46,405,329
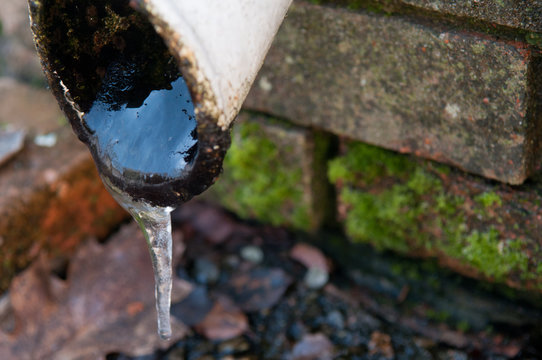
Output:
211,0,542,292
247,1,542,185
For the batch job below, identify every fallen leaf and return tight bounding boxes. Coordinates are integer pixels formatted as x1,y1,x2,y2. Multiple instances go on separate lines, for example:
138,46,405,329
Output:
368,331,394,359
172,201,239,244
0,223,189,360
494,342,521,358
226,267,293,312
195,296,248,340
290,333,334,360
290,243,330,273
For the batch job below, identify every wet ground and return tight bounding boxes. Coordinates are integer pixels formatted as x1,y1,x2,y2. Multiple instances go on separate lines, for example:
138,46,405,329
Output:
2,200,542,359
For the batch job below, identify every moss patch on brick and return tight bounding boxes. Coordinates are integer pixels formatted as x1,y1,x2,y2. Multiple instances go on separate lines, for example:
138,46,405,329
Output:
329,141,540,286
211,121,311,230
474,191,503,208
526,32,542,48
459,229,529,280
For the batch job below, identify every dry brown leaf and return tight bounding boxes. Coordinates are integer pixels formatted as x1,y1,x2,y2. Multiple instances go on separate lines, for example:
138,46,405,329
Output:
195,296,248,341
226,267,293,312
172,201,240,244
0,223,189,360
290,243,330,273
368,331,395,359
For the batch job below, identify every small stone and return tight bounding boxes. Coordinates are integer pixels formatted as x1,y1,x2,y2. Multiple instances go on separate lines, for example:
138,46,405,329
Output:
0,291,15,333
258,76,273,92
194,258,220,285
325,310,345,330
304,267,329,289
240,245,264,264
223,254,240,269
171,286,213,326
164,347,185,360
227,267,292,312
0,129,25,167
437,349,469,360
34,132,57,147
290,333,334,360
217,337,251,355
287,321,306,341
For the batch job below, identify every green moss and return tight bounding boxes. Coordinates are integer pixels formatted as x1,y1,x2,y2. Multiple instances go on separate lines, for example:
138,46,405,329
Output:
328,141,414,184
456,320,471,333
213,121,310,229
329,141,531,282
458,229,528,280
471,43,486,55
474,191,502,208
330,144,440,253
426,308,451,323
340,186,413,252
526,32,542,48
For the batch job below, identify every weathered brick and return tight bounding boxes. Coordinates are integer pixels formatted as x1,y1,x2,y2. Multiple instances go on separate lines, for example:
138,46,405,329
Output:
328,139,542,292
245,3,542,185
206,112,332,231
400,0,542,33
0,80,127,291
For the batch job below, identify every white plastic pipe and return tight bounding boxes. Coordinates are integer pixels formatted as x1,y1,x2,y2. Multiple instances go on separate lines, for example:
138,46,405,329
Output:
137,0,293,129
28,0,293,205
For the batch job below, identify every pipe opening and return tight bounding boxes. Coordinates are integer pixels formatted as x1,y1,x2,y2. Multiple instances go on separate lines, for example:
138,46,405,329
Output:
30,0,227,206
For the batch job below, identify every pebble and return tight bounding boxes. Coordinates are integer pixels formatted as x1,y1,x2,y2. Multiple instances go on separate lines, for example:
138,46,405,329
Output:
217,337,251,355
437,350,469,360
240,245,264,264
33,132,57,147
290,333,334,360
165,347,185,360
223,254,240,269
194,258,220,285
0,291,15,333
287,322,306,341
0,129,25,166
304,267,329,289
326,310,345,330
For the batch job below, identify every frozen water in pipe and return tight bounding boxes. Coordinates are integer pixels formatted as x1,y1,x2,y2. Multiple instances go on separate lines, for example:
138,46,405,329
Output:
81,59,198,339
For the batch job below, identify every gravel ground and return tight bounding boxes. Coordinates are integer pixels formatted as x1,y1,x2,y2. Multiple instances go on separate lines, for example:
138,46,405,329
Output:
109,201,542,360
